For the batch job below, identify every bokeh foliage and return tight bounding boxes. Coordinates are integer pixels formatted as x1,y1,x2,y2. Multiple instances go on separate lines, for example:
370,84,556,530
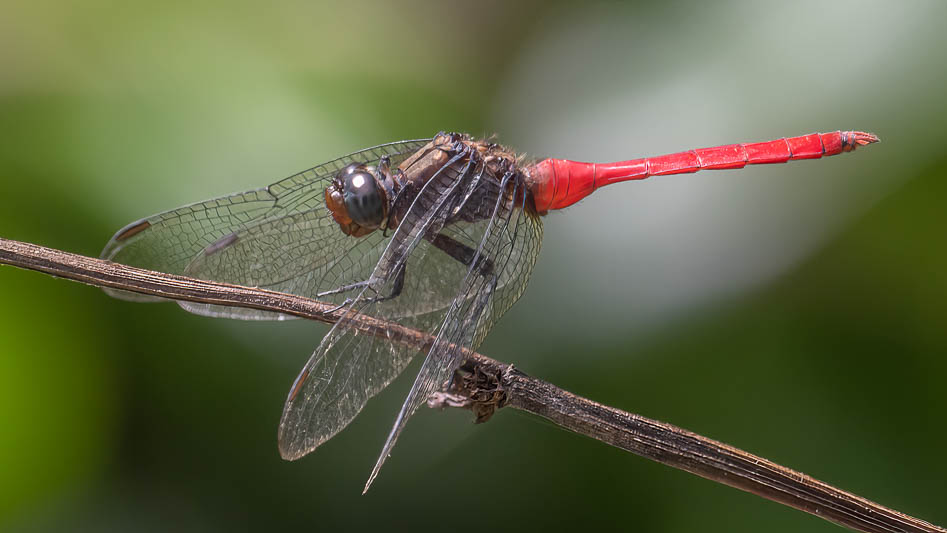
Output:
1,1,945,531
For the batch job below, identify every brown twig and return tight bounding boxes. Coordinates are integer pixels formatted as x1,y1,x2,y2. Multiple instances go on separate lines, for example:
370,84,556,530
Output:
0,236,943,533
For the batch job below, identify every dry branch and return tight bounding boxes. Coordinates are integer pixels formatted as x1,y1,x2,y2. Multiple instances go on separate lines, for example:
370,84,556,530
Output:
0,236,942,533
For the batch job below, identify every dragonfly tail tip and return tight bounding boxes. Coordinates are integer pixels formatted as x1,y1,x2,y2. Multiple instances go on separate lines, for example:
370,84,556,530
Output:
842,130,880,151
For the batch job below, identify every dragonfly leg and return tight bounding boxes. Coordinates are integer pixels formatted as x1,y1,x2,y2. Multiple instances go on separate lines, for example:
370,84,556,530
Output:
373,261,406,302
316,262,408,308
322,297,355,315
428,232,494,277
316,279,372,298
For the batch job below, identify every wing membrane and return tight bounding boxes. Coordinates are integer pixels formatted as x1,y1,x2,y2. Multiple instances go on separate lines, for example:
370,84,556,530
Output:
104,134,546,485
277,148,544,484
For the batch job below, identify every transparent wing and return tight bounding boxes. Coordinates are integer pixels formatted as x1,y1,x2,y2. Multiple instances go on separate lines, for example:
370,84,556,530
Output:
277,149,543,465
365,168,543,490
99,139,430,319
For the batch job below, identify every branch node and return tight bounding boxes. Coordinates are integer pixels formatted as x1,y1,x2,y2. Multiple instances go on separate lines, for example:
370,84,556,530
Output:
443,361,511,423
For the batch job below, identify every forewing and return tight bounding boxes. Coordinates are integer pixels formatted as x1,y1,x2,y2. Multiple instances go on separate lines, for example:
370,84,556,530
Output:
99,139,430,319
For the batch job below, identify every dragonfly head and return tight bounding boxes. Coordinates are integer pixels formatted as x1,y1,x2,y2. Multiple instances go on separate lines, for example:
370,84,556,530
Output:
325,162,390,237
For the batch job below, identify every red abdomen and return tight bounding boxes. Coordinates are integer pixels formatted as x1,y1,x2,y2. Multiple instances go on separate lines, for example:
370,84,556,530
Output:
527,130,878,212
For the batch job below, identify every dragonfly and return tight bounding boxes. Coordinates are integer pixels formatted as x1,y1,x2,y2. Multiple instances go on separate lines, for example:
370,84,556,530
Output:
100,129,878,490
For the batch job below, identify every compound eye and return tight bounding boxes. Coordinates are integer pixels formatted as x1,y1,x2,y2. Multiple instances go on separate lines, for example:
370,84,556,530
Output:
341,164,385,229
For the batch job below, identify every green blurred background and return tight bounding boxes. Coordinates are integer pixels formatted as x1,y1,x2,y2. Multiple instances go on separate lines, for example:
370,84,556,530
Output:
1,0,945,531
